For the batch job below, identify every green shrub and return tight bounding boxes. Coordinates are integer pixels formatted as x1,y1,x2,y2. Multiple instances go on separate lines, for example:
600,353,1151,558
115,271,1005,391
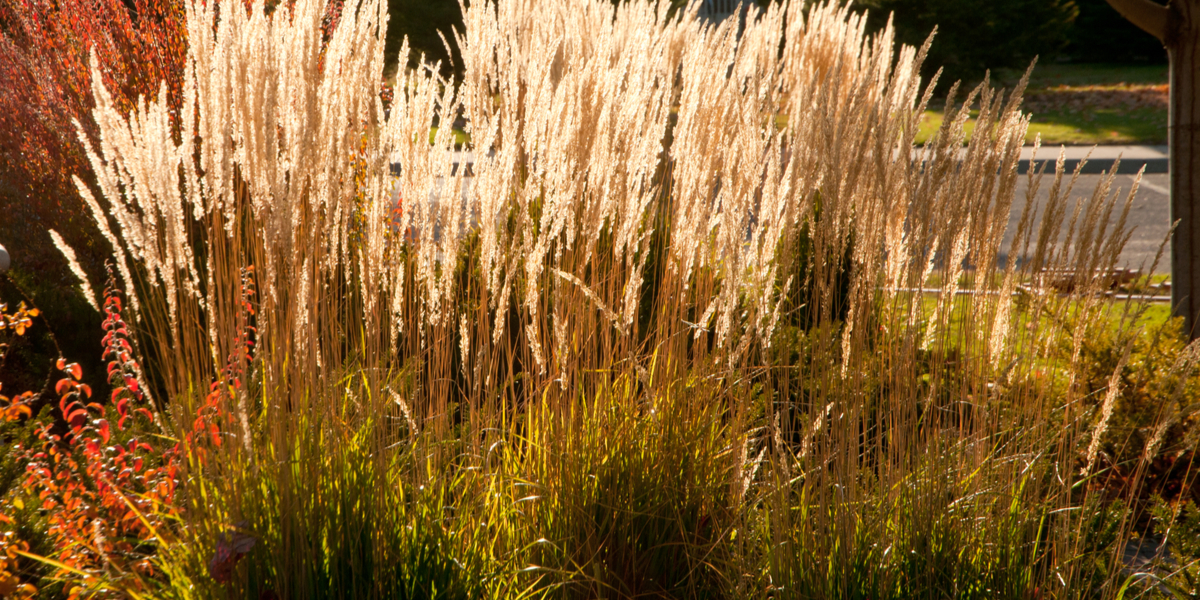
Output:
1070,309,1200,478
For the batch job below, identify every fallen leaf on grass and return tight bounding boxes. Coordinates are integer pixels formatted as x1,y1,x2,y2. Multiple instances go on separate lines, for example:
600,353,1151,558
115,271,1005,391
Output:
209,521,256,583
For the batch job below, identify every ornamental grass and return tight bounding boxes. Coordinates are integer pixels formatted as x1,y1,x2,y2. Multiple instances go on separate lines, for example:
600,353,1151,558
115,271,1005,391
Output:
1,0,1198,598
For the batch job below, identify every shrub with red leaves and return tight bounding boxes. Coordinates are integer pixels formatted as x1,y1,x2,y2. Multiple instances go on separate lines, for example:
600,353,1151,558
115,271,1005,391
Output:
101,273,152,431
0,263,264,595
1,268,181,598
188,265,257,458
0,0,186,280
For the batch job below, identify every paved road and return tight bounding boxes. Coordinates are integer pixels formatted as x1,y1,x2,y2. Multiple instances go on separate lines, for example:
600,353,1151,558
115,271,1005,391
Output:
1005,173,1172,273
393,153,1174,274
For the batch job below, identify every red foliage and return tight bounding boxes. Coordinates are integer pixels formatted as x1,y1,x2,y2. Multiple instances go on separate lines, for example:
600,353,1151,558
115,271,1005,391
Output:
101,267,152,431
0,303,40,337
1024,83,1170,115
0,301,39,419
0,0,186,274
0,264,261,593
2,269,181,597
0,535,36,599
188,265,256,458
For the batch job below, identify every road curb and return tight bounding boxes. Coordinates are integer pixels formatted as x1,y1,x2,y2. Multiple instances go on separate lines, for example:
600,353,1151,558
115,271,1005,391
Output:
401,149,1170,177
1018,157,1170,175
1017,145,1169,175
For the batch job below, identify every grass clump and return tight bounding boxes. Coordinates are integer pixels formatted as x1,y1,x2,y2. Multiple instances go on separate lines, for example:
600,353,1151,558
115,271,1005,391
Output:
0,0,1197,598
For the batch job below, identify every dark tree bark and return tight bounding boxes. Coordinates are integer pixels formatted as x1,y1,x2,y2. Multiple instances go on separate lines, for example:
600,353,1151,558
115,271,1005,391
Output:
1107,0,1200,338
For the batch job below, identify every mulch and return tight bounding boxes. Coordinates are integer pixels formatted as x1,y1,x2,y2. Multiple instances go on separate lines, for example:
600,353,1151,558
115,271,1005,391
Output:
1024,83,1169,116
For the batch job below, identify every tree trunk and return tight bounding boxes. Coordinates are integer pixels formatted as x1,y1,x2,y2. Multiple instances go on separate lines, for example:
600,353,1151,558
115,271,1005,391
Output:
1170,0,1200,337
1107,0,1200,338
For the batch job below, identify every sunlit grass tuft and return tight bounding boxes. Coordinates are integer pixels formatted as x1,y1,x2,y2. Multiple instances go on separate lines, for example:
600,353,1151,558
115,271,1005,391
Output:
19,0,1196,598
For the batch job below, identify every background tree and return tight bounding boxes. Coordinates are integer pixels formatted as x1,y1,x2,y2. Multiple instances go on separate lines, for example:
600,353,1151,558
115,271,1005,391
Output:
1104,0,1200,337
1069,0,1167,62
851,0,1079,92
385,0,463,78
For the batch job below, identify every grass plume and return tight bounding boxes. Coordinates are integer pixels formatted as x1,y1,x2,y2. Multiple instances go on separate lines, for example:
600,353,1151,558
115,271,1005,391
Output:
62,0,1200,597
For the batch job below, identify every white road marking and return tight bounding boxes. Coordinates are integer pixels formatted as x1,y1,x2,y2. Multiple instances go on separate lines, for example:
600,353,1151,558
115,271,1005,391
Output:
1132,175,1170,196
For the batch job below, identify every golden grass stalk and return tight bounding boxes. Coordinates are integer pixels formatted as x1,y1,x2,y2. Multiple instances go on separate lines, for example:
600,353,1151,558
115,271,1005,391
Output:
71,0,1192,595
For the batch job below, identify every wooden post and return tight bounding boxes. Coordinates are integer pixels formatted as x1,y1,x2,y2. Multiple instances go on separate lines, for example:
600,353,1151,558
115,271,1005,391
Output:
1106,0,1200,338
1171,1,1200,337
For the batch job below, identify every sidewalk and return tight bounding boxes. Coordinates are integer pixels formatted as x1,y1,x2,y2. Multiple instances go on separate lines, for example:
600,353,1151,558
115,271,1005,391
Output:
1018,145,1168,175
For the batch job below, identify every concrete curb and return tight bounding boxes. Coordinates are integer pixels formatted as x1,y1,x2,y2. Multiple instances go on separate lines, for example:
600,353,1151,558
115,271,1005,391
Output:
397,148,1170,178
1017,145,1169,175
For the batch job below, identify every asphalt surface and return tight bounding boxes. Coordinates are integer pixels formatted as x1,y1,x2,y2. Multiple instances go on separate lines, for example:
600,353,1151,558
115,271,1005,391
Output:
1017,145,1169,174
394,148,1175,275
1006,172,1172,273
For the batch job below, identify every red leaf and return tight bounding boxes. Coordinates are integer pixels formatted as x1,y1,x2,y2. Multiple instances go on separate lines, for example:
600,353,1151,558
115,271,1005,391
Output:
67,409,87,430
97,419,111,443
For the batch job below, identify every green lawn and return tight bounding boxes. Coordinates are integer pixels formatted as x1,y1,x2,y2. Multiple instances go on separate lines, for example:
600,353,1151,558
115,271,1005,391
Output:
429,125,471,147
916,106,1167,146
430,64,1169,148
916,63,1168,146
